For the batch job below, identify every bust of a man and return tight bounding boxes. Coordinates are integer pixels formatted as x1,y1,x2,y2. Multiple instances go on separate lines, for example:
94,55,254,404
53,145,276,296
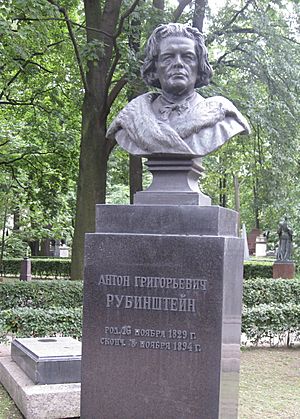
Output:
107,23,250,156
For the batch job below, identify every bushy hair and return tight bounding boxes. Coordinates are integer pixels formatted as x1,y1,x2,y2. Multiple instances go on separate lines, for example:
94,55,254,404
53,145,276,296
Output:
141,23,213,89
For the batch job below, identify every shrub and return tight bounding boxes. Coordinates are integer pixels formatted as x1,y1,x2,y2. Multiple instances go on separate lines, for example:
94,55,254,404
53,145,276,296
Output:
243,278,300,306
0,280,83,310
0,307,82,339
2,258,71,278
244,260,273,279
242,303,300,343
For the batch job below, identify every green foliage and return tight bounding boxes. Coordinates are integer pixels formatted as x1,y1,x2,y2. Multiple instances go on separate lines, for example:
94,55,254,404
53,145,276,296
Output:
0,0,82,252
0,307,82,339
0,280,82,310
242,303,300,343
2,258,71,278
244,261,273,279
243,278,300,306
201,0,300,240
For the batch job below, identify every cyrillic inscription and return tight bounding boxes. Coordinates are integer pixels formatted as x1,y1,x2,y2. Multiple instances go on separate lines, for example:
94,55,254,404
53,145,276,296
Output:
106,294,196,312
98,274,207,291
100,325,202,353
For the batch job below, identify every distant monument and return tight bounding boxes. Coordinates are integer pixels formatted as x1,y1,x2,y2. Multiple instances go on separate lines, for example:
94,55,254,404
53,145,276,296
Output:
273,217,295,279
81,23,249,418
276,217,293,261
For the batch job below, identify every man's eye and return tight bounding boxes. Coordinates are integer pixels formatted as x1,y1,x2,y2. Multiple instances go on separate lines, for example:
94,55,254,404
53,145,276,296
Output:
162,55,172,62
184,55,196,61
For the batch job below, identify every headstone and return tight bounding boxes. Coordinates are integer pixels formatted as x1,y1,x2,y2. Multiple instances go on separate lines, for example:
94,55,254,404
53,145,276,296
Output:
11,337,81,385
241,223,250,260
255,234,267,257
247,228,261,255
59,245,70,258
20,257,31,281
81,205,243,418
53,240,61,257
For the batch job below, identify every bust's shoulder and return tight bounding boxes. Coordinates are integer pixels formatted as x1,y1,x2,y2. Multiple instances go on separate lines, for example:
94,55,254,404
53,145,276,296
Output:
129,92,160,105
201,95,238,111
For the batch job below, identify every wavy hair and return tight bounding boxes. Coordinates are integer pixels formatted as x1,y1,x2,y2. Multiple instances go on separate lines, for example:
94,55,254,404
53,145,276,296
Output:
141,23,213,89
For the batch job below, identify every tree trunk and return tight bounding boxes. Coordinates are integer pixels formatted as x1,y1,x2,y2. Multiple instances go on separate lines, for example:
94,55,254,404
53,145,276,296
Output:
129,155,143,203
233,174,240,233
219,175,227,207
71,0,122,280
193,0,207,32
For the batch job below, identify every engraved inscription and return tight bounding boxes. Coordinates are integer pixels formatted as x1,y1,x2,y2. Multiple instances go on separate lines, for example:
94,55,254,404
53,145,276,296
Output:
98,274,207,352
98,274,207,291
98,273,207,314
101,325,202,353
106,294,196,312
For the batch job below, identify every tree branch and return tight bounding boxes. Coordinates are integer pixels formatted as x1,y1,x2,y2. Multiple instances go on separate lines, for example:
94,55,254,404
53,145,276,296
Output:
173,0,193,22
0,140,10,148
46,0,88,92
223,0,255,31
13,17,113,38
114,0,140,39
105,0,141,98
107,75,127,111
9,166,29,190
0,40,64,101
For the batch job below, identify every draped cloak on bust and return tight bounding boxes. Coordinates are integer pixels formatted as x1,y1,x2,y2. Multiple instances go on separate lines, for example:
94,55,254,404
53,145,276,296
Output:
106,92,250,157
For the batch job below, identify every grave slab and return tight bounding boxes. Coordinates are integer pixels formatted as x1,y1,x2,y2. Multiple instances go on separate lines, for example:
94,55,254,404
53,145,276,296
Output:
11,337,81,385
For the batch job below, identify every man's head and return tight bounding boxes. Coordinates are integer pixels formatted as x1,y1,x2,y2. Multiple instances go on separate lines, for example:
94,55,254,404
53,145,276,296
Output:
141,23,213,90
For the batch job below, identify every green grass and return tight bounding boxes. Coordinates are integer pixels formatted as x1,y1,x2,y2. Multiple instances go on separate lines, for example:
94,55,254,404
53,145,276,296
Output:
0,347,299,418
0,385,23,419
239,347,300,418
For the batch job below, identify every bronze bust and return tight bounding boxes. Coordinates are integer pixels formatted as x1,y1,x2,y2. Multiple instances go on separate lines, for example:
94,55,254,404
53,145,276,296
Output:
107,23,250,157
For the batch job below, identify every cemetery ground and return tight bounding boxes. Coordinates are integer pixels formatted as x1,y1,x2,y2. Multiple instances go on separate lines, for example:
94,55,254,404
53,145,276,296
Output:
0,345,299,418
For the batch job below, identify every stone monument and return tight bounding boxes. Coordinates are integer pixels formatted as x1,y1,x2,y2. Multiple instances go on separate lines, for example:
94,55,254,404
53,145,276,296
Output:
273,217,295,279
81,23,250,419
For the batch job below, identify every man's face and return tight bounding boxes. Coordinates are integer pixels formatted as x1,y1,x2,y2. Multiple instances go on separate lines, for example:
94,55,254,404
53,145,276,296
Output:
156,36,198,98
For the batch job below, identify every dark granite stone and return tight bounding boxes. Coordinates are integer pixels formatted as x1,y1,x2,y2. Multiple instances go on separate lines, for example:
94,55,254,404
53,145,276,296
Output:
20,257,31,281
81,205,243,419
134,158,211,206
11,337,81,385
96,205,238,237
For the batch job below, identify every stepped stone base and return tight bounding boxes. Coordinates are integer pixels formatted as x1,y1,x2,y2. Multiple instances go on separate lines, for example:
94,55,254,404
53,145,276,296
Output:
0,356,80,419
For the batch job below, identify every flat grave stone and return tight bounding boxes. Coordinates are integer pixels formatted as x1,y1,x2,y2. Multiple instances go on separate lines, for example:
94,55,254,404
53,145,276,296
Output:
11,337,81,385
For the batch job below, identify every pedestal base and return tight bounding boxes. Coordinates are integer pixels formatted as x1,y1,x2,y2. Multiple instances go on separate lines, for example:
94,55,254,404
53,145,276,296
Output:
273,261,295,279
134,157,211,205
81,205,243,419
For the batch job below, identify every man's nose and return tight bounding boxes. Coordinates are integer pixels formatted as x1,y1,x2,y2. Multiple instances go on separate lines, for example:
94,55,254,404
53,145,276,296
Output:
173,54,184,67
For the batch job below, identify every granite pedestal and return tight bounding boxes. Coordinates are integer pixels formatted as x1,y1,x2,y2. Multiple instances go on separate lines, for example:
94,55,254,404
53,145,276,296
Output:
81,205,243,419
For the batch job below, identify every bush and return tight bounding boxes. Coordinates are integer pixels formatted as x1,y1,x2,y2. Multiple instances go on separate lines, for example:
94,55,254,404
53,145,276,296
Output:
244,260,273,279
243,278,300,306
1,278,299,346
242,303,300,343
0,280,83,310
2,258,71,278
0,307,82,339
